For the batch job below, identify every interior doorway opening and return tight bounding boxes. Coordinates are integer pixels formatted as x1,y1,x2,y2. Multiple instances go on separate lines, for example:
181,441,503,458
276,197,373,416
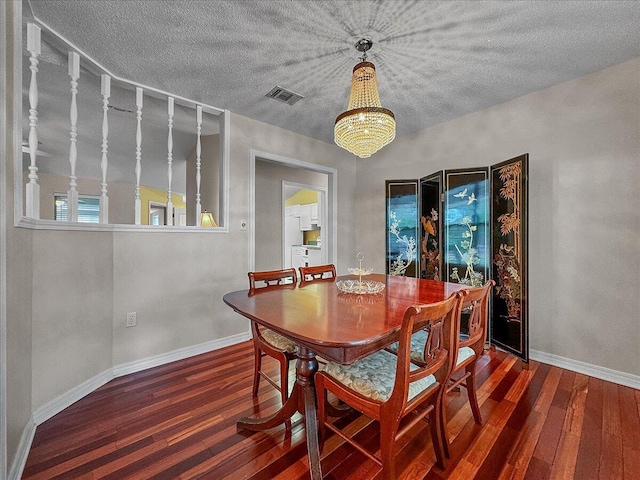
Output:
282,182,328,270
250,150,337,274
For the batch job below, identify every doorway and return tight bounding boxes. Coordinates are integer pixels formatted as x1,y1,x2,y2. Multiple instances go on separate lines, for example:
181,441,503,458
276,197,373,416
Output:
282,182,328,269
250,150,337,273
149,202,166,225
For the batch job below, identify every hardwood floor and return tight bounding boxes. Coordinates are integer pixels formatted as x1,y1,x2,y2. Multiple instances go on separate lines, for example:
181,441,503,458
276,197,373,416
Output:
22,341,640,479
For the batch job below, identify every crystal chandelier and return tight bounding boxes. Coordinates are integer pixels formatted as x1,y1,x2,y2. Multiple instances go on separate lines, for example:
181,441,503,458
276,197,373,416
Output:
334,39,396,158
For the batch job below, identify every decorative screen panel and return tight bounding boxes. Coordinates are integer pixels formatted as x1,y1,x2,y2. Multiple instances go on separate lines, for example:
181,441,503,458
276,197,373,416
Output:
419,172,443,280
490,154,528,361
386,180,419,277
444,169,490,287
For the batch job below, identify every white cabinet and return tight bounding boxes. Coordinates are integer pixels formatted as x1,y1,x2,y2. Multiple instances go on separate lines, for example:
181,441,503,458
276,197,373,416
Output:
292,246,322,268
291,246,306,269
299,204,312,231
307,247,322,266
284,217,303,268
298,203,320,231
310,203,319,226
285,204,300,217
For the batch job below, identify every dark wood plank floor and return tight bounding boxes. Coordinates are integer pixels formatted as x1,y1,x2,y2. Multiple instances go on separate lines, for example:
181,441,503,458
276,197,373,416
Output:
22,341,640,479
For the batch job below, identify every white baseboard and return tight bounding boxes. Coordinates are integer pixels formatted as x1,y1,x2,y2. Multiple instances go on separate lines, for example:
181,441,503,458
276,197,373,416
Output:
32,368,113,426
12,331,251,480
33,331,251,426
33,331,252,426
8,416,35,480
530,349,640,390
112,331,252,378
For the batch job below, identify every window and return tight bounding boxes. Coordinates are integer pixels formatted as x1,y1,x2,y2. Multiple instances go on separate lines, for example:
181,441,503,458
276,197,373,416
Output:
54,195,101,223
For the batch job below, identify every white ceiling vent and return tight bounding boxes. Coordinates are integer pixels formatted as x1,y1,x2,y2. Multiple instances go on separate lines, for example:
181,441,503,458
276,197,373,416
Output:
265,86,303,105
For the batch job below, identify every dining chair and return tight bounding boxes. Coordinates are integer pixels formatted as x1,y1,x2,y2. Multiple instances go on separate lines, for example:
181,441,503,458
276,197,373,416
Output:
247,268,299,404
298,264,337,282
388,280,495,457
439,279,495,457
315,292,464,479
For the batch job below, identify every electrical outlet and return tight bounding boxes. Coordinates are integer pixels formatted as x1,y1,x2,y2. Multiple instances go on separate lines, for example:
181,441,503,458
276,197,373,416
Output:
126,312,137,327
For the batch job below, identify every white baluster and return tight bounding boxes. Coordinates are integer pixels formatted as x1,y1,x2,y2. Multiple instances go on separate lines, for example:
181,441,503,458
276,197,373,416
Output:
25,23,41,219
195,105,202,226
134,88,143,225
100,74,110,224
67,52,80,222
166,96,174,226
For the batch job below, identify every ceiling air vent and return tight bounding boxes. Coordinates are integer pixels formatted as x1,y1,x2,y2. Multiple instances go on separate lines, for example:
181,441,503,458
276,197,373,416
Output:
265,86,303,105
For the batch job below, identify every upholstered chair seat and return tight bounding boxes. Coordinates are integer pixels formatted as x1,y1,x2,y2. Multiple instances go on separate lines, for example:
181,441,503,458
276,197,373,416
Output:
388,331,476,366
261,329,297,354
321,350,437,403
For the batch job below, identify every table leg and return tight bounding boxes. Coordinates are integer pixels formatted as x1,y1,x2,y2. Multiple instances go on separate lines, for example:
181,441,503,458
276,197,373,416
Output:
237,346,323,480
237,382,299,431
297,347,322,480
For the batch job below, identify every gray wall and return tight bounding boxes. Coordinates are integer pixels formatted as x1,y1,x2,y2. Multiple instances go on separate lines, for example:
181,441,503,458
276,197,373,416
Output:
31,231,114,408
26,111,357,407
232,114,358,273
4,8,358,467
356,57,640,377
254,160,328,272
111,230,248,365
111,113,356,364
4,0,34,471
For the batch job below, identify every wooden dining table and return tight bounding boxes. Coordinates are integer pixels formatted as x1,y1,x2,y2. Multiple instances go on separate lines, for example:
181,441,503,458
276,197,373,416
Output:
222,273,466,480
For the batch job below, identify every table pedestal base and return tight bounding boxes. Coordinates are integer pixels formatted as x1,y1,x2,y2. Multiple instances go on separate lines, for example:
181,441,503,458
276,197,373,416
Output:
237,347,322,480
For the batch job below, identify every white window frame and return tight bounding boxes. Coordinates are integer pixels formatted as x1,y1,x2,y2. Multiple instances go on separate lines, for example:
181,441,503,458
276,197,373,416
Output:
54,193,101,223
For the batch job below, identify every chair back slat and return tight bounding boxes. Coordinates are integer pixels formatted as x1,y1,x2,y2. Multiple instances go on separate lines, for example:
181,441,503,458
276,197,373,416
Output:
459,280,495,355
248,268,297,289
422,318,445,365
299,264,336,282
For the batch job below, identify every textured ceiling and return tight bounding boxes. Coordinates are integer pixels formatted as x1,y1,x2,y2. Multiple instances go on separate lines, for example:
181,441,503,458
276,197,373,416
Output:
26,0,640,147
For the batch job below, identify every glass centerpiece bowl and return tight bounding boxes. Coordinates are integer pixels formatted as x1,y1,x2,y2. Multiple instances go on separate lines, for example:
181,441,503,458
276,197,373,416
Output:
336,252,385,295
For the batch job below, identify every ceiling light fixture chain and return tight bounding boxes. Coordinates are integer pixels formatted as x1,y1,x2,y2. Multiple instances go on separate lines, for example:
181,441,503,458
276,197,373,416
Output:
334,38,395,158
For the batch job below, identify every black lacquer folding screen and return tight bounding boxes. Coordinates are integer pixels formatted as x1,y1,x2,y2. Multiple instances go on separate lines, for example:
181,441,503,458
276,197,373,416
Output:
386,154,529,362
